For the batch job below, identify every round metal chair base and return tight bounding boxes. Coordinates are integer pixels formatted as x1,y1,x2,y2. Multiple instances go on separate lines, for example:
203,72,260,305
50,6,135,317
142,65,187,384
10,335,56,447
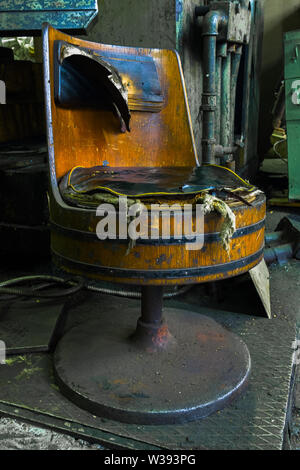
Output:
53,307,251,425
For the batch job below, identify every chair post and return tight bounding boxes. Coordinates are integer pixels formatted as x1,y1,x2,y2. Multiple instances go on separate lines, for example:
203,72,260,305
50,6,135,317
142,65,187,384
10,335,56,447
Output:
131,286,174,351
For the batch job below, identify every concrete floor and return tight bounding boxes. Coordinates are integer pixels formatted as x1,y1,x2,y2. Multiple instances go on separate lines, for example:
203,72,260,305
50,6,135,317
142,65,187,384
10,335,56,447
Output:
0,417,103,450
292,367,300,450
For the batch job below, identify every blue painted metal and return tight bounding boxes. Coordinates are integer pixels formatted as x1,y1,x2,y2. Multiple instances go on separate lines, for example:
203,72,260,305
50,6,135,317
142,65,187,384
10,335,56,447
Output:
239,0,256,145
0,1,98,36
175,0,183,50
200,8,229,164
284,30,300,200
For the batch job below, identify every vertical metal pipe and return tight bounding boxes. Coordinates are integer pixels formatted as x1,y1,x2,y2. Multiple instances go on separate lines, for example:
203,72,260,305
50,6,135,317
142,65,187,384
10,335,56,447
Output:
230,45,242,149
141,286,163,326
202,34,217,164
220,50,232,151
200,10,228,164
215,52,222,146
132,286,171,351
215,42,227,148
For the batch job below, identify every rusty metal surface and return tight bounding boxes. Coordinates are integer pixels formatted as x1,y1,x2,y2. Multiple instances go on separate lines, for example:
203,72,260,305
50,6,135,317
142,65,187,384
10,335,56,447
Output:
53,304,250,425
210,1,252,44
0,1,98,36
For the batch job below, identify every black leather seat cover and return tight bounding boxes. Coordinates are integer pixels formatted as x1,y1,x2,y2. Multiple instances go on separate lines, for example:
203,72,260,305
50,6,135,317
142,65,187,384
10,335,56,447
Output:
59,164,257,208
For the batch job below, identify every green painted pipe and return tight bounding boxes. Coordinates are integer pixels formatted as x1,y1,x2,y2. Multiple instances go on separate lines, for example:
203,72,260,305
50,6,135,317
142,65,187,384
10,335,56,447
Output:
200,9,228,164
215,54,222,145
230,46,242,149
215,42,227,146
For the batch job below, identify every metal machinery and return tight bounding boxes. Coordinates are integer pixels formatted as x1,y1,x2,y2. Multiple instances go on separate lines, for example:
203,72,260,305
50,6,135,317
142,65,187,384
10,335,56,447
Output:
284,29,300,201
194,0,264,174
43,22,265,424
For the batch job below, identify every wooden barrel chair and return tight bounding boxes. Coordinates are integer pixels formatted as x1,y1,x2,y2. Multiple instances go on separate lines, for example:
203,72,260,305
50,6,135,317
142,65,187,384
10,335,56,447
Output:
43,24,265,424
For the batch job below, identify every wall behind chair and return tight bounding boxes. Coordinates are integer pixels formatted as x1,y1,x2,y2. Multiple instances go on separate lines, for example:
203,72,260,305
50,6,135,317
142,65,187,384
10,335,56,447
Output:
259,0,300,157
85,0,176,49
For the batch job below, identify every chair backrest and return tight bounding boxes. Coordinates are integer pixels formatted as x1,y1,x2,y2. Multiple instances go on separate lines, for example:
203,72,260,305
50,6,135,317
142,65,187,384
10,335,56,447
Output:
43,24,198,182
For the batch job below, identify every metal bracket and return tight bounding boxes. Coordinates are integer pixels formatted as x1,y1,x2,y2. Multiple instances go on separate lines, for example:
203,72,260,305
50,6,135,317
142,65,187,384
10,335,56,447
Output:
210,1,252,43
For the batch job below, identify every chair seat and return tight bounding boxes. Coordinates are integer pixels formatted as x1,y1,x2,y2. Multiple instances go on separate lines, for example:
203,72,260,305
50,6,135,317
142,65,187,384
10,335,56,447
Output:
59,164,257,208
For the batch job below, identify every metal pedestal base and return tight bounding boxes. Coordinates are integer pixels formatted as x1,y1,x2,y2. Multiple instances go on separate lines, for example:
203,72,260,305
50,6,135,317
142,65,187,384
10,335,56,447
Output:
54,287,251,425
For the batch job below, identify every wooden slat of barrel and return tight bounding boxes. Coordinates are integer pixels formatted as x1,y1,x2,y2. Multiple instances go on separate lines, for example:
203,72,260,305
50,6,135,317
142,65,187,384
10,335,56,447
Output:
50,193,265,286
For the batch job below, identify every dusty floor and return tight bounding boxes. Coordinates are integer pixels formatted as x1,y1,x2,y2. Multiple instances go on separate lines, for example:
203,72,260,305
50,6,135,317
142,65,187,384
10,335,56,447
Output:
256,163,300,450
0,417,103,450
292,367,300,450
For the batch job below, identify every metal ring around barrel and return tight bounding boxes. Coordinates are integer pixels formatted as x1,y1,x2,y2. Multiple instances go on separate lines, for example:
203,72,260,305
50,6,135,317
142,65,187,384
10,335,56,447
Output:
50,192,266,286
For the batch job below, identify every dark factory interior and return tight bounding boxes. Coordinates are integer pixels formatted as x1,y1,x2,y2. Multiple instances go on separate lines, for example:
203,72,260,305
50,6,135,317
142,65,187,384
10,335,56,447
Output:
0,0,299,453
